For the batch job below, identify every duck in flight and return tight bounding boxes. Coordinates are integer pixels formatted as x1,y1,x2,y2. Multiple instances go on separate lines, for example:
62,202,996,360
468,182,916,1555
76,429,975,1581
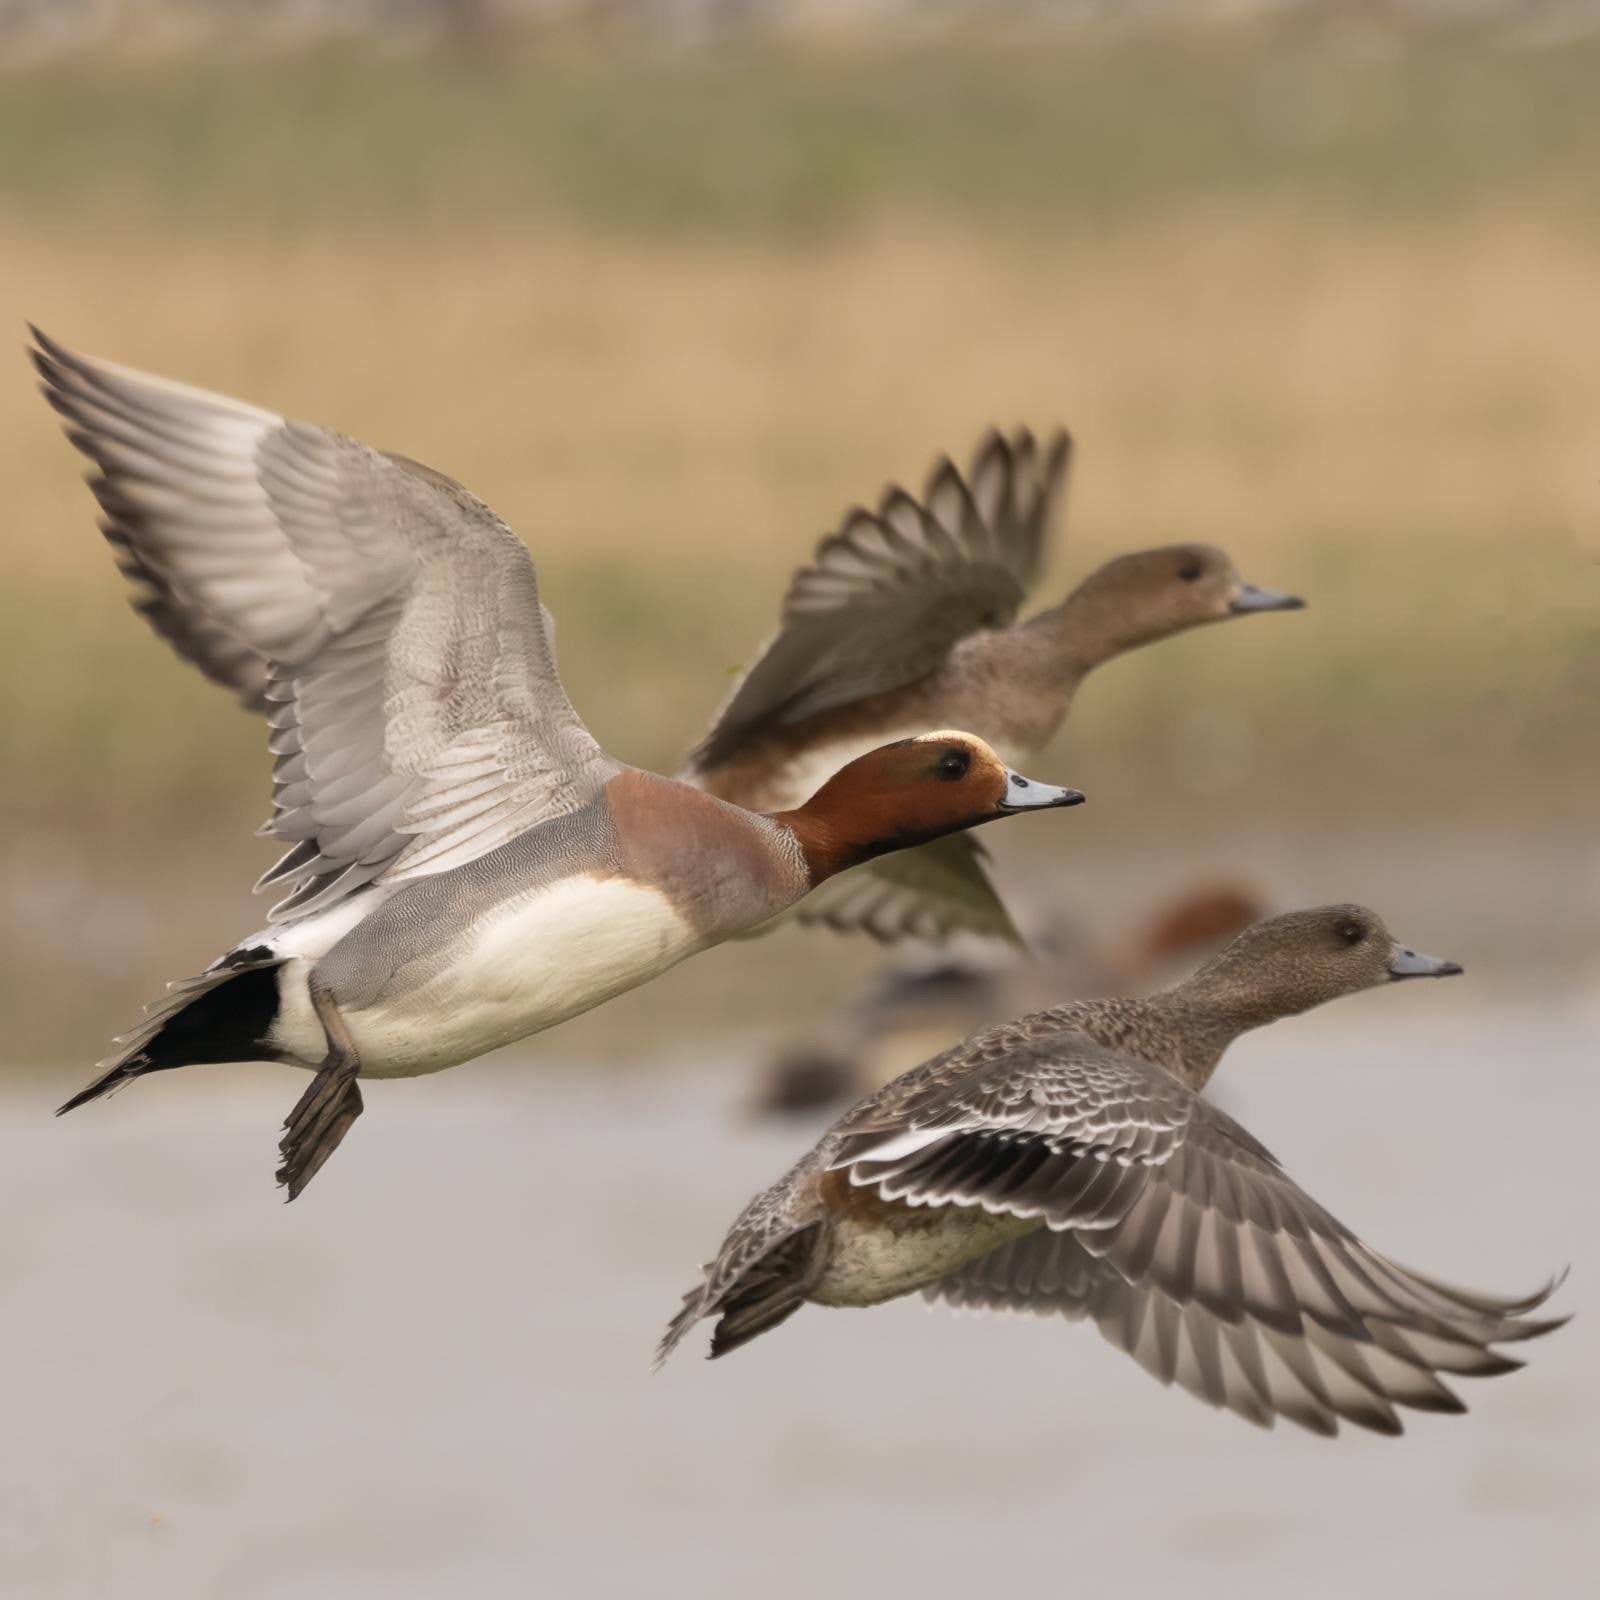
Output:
658,906,1565,1436
749,880,1267,1118
31,329,1085,1198
682,429,1303,944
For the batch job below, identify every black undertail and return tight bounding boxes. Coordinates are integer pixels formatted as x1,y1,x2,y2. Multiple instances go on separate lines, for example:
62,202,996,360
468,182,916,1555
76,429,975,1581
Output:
58,959,285,1115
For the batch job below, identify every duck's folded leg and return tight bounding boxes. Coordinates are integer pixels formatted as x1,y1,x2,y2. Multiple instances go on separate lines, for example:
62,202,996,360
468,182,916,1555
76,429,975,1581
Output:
276,980,365,1201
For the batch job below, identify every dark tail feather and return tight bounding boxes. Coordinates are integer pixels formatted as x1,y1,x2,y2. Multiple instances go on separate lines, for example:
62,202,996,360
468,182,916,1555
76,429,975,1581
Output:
58,959,284,1115
709,1275,814,1359
57,1059,149,1115
654,1220,828,1370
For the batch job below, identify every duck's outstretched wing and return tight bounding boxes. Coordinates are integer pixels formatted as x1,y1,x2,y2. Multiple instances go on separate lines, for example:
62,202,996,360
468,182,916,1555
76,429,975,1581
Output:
687,428,1070,776
33,328,616,918
830,1029,1565,1435
101,519,274,713
927,1228,1563,1439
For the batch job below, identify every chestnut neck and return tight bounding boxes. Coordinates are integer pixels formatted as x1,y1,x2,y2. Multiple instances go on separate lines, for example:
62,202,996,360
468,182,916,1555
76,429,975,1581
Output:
769,801,958,886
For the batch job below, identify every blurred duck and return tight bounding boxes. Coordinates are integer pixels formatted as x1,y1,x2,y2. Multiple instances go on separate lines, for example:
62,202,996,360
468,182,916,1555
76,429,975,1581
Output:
660,906,1566,1437
752,881,1266,1118
32,330,1085,1197
682,429,1302,943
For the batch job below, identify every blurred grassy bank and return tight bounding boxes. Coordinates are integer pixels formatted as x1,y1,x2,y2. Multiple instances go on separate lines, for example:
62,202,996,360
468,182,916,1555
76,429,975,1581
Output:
6,33,1600,232
3,31,1598,1060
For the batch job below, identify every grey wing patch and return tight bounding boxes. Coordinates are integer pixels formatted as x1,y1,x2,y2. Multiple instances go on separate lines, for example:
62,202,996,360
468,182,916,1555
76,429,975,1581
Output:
32,328,615,919
790,835,1022,946
929,1223,1565,1438
688,427,1071,773
655,1165,828,1368
102,522,272,712
1076,1095,1568,1353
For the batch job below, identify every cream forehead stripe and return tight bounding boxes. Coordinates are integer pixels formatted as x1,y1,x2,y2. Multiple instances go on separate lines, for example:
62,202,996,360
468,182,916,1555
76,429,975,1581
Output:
909,729,994,751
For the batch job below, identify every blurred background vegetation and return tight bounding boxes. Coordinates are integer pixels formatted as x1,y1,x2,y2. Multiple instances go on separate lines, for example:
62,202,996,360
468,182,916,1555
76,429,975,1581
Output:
2,18,1592,1596
3,2,1597,1063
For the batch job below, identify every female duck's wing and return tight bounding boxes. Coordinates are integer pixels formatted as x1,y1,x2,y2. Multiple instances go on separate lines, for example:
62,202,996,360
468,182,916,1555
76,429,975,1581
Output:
927,1229,1559,1438
829,1028,1564,1432
828,1025,1195,1195
33,328,616,918
687,428,1070,775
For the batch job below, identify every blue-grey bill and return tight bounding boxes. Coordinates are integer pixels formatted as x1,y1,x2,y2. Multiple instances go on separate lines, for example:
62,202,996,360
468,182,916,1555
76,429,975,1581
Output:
1230,583,1306,614
1387,942,1464,979
999,772,1086,811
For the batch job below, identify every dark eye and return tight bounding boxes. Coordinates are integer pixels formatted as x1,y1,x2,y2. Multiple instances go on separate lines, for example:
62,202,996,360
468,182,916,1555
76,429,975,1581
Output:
1178,560,1203,582
935,749,970,781
1338,921,1365,945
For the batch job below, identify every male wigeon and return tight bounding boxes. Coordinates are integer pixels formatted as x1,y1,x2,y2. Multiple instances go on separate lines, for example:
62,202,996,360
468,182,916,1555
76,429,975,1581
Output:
31,330,1085,1197
682,429,1302,942
659,906,1566,1436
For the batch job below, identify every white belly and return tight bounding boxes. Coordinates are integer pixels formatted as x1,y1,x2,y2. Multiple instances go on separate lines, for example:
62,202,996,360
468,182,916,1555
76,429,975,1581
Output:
270,876,700,1079
812,1207,1036,1308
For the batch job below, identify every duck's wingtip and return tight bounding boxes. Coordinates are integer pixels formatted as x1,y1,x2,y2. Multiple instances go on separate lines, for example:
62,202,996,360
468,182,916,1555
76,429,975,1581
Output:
25,322,73,367
1503,1264,1572,1320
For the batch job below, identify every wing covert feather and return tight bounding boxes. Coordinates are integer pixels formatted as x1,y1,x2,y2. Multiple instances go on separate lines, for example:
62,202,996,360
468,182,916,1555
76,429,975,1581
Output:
33,329,613,917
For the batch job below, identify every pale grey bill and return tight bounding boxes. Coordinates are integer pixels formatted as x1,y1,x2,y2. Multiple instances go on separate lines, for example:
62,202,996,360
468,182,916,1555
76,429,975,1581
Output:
999,772,1086,811
1229,582,1306,613
1387,941,1464,979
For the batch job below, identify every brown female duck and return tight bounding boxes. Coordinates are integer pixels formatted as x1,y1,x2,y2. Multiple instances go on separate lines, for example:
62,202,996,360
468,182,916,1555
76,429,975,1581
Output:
682,429,1302,942
658,906,1565,1436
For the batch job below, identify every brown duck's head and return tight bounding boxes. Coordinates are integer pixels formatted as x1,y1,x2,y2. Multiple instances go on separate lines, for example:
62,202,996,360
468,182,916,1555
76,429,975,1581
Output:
782,731,1084,883
1063,542,1304,659
1181,903,1463,1022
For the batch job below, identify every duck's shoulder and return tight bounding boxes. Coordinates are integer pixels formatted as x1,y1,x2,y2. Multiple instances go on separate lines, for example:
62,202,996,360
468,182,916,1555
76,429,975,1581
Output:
603,765,745,829
945,995,1177,1071
831,998,1185,1138
601,767,809,928
1032,995,1184,1068
602,767,788,850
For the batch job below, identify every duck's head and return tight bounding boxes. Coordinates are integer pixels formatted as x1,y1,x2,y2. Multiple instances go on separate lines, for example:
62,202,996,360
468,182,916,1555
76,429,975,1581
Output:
1062,543,1304,658
781,731,1084,882
1180,903,1463,1023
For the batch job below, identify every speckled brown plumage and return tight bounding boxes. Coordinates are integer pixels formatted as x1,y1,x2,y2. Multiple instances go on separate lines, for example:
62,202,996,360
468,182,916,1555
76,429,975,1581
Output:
657,906,1566,1438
